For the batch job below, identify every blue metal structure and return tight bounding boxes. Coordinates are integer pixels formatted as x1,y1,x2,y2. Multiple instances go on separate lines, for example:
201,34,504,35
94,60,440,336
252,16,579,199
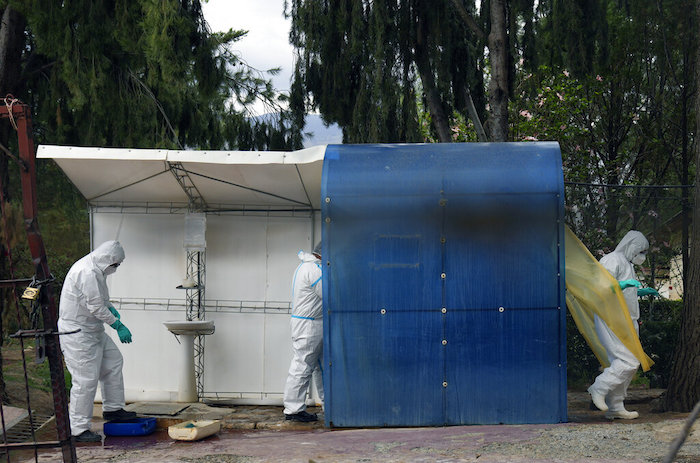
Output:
321,143,566,427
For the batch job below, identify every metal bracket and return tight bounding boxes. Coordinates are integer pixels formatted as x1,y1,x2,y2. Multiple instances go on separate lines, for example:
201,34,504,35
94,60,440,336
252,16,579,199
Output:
10,329,80,364
10,328,82,338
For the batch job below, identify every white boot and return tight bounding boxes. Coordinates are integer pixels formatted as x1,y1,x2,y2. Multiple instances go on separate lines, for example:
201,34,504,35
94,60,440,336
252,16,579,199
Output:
605,409,639,420
587,385,609,412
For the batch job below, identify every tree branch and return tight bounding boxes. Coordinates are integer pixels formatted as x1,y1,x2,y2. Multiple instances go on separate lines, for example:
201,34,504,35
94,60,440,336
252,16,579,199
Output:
415,17,452,142
461,86,488,141
449,0,486,40
662,401,700,463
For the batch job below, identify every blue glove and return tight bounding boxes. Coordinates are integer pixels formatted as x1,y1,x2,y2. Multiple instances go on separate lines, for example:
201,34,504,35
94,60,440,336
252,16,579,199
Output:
619,279,641,290
638,287,660,298
110,320,132,343
108,305,120,320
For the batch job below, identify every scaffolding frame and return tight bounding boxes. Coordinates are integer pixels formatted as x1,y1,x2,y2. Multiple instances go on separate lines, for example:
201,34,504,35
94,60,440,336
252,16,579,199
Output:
169,162,208,399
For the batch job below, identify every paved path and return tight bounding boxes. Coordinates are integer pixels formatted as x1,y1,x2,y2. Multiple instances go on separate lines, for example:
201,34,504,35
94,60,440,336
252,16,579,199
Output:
15,389,700,462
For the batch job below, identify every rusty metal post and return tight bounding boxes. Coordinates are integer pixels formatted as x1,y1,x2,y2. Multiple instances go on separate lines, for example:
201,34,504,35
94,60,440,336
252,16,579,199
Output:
0,100,76,462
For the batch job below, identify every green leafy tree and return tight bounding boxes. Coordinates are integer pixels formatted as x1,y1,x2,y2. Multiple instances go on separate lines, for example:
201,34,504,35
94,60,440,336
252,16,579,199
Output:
1,0,299,151
0,1,302,361
286,0,500,143
662,0,700,412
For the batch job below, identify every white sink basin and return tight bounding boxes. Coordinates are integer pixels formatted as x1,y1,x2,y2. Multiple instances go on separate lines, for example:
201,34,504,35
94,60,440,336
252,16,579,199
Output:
163,320,215,335
163,320,215,402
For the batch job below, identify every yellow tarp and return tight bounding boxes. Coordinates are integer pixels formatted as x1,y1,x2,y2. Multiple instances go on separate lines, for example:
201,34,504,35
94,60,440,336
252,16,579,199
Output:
565,226,654,372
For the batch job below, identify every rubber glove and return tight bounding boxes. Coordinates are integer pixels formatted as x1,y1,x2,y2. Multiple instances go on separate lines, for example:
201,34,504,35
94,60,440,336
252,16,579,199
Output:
619,279,641,290
108,305,120,320
638,287,660,298
110,320,133,343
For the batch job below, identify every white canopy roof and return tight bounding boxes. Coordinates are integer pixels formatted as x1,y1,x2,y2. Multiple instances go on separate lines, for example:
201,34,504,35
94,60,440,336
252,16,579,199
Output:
37,145,326,211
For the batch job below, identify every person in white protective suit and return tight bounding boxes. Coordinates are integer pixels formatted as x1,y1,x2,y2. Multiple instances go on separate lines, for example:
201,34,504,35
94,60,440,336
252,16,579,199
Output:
57,241,137,442
283,242,324,422
587,230,659,419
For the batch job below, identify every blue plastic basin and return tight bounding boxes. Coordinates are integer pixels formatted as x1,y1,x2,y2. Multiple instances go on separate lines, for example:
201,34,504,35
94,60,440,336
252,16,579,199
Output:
103,417,156,436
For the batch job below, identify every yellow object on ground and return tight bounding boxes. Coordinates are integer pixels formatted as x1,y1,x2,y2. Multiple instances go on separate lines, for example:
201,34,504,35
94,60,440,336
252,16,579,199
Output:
168,419,221,441
564,226,654,372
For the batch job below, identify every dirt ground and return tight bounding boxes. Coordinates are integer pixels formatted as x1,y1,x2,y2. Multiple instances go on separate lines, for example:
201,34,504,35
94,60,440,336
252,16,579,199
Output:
1,387,697,463
1,340,698,463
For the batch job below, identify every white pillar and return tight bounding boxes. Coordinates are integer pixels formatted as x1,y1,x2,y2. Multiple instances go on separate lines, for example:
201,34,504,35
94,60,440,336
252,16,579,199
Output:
177,334,198,402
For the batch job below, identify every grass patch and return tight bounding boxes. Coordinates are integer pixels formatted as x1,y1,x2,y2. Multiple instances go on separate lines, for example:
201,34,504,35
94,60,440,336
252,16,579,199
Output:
1,338,71,414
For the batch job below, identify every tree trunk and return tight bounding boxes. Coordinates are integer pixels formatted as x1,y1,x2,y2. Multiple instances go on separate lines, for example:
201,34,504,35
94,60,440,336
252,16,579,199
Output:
449,0,486,40
662,0,700,412
461,86,488,142
0,4,25,405
0,6,25,96
680,84,690,293
447,1,488,141
486,0,509,142
415,15,452,143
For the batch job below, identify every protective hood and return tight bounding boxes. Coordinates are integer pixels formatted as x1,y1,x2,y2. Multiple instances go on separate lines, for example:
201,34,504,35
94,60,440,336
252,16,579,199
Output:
614,230,648,263
297,250,320,263
90,241,125,273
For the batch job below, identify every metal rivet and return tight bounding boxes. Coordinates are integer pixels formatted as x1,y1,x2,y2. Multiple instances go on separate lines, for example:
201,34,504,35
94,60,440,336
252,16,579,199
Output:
325,217,331,223
439,199,447,206
440,237,446,243
441,308,447,314
441,273,446,279
442,381,448,388
442,340,447,346
325,197,331,203
498,307,505,312
380,308,386,315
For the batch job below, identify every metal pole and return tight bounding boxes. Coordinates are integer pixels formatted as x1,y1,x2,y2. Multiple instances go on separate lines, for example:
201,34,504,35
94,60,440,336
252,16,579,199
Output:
1,101,76,462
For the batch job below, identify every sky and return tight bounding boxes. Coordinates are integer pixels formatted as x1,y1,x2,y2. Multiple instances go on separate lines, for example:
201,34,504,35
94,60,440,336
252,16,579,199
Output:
201,0,295,115
201,0,342,146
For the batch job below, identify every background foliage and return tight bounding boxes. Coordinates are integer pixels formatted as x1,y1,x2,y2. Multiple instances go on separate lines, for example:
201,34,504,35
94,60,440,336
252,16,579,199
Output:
0,0,305,337
567,299,683,391
0,0,697,405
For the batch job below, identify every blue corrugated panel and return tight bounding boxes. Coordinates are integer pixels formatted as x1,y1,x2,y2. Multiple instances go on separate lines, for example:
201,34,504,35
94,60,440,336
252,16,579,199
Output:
321,142,566,427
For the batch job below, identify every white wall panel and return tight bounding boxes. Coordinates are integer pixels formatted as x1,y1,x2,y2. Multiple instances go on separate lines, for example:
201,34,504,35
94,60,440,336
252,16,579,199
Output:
93,213,186,300
203,313,267,394
90,210,320,404
205,215,313,302
206,217,267,301
263,315,294,392
264,218,314,301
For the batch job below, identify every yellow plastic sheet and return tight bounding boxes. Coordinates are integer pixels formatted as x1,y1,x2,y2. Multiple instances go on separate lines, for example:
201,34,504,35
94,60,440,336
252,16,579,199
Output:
565,226,654,372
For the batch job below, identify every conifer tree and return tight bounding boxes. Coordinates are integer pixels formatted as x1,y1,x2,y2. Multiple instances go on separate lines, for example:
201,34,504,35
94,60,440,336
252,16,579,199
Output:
662,0,700,413
0,0,300,151
286,0,489,143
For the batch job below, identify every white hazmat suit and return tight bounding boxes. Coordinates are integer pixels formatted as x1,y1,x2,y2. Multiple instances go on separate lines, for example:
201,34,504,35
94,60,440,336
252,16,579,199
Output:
58,241,130,436
588,230,649,419
283,248,324,420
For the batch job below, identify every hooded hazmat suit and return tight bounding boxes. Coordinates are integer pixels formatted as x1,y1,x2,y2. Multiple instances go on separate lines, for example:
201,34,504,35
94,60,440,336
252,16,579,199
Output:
588,230,649,418
283,248,324,417
57,240,129,436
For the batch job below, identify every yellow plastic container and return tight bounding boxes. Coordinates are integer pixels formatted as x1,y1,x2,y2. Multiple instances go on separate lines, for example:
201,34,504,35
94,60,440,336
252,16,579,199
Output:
167,420,221,441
